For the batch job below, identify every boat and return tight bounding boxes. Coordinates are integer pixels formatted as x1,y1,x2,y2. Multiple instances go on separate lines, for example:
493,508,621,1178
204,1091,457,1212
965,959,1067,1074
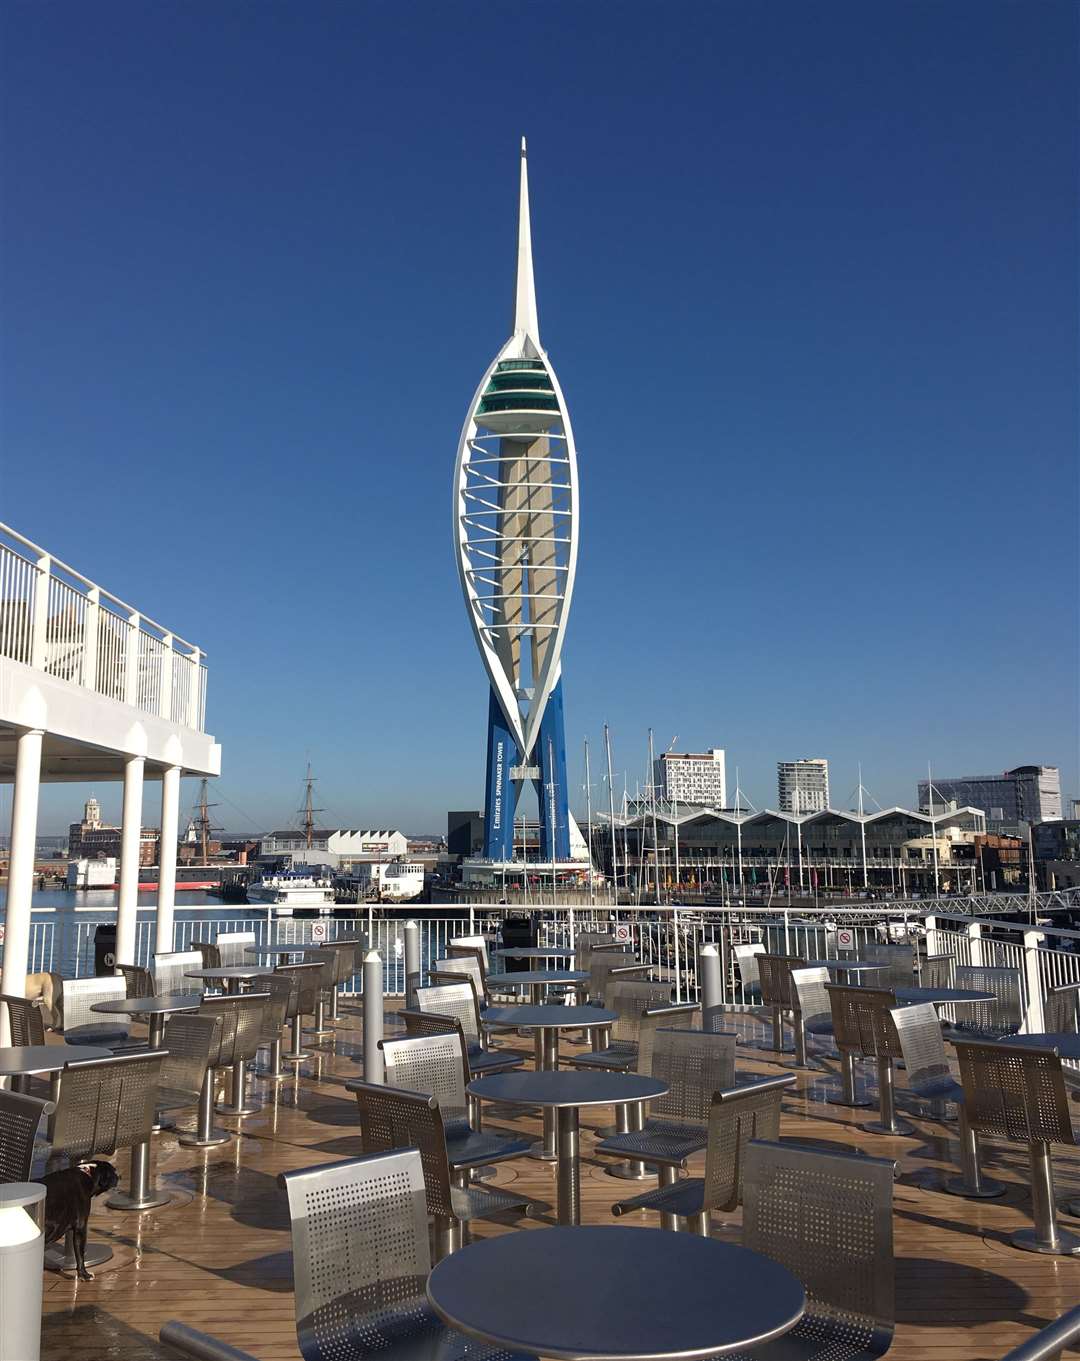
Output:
246,863,336,914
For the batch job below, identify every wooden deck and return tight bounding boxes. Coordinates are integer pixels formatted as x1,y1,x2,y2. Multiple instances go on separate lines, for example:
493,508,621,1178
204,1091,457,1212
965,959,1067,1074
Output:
40,1004,1080,1361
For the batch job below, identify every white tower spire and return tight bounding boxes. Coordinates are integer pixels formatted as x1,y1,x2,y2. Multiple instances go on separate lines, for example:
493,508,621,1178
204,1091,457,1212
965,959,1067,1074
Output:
513,136,540,343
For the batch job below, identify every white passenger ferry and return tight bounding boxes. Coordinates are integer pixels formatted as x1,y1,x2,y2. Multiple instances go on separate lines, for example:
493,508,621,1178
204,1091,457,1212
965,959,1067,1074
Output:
246,864,335,914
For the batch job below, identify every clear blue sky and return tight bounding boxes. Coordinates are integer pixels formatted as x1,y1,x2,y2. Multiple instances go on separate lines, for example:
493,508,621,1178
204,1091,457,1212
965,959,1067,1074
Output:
3,1,1077,836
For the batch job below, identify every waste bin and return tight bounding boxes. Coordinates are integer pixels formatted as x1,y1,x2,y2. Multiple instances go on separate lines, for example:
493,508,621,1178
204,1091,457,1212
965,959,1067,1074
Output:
500,914,538,972
93,924,117,975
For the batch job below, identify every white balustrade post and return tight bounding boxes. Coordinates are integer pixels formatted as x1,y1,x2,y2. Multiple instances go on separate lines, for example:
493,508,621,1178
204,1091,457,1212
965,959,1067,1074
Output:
404,920,421,1009
187,648,202,728
966,921,984,967
363,950,384,1083
699,943,722,1012
1022,930,1046,1033
158,634,173,720
116,755,145,967
672,907,682,1002
124,612,140,706
29,556,50,669
925,914,939,958
82,586,100,691
156,765,181,953
0,730,44,1037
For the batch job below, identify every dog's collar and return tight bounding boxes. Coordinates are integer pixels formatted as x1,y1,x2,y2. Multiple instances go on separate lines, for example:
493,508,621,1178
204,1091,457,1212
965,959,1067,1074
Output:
76,1163,96,1182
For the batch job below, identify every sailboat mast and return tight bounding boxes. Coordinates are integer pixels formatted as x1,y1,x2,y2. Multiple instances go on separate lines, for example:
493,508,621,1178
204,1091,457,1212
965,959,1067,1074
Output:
604,724,619,903
584,737,595,907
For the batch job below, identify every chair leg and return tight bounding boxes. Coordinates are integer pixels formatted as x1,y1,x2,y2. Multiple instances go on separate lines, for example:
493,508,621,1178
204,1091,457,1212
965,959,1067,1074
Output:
1012,1140,1080,1255
257,1036,288,1080
433,1216,462,1261
307,997,332,1039
657,1165,680,1232
861,1057,915,1136
792,1012,807,1067
687,1211,709,1237
178,1068,231,1147
828,1052,871,1108
605,1102,649,1181
283,1014,310,1062
945,1105,1005,1199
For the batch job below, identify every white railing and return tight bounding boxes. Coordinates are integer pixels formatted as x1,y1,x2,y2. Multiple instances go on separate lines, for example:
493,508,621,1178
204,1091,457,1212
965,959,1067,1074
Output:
0,521,207,732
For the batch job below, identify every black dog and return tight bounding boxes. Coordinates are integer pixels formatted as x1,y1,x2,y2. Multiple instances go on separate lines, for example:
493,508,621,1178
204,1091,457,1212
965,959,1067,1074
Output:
38,1160,120,1280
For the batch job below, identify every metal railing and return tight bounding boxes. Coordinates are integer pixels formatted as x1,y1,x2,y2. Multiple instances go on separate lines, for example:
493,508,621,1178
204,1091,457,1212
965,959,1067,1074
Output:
0,521,207,731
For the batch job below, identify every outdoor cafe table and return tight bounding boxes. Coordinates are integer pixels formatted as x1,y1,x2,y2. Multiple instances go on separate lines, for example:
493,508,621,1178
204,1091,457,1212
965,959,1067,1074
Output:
0,1044,111,1130
1003,1033,1080,1059
469,1070,666,1224
245,944,307,962
427,1225,806,1360
482,1003,616,1158
185,965,266,993
486,968,587,1004
894,985,995,1007
803,958,890,977
494,945,575,962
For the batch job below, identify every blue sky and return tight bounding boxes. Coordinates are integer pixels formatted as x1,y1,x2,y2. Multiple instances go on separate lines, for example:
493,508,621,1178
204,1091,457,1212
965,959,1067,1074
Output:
2,1,1077,836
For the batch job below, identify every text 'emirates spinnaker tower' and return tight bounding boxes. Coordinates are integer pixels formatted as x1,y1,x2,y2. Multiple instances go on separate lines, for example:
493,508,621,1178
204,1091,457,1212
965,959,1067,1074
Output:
454,140,578,862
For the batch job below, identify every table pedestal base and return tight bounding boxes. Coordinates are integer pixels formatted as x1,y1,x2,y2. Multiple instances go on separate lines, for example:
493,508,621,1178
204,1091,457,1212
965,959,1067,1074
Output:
216,1059,260,1116
945,1112,1005,1199
257,1037,289,1080
827,1054,872,1108
860,1058,915,1136
45,1234,112,1275
528,1026,559,1160
556,1106,581,1225
1011,1141,1080,1256
178,1071,232,1148
605,1102,650,1181
283,1016,311,1063
106,1140,172,1211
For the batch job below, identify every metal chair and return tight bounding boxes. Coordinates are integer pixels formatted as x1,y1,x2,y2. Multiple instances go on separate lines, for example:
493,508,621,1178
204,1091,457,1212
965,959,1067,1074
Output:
400,1008,524,1085
1044,985,1079,1035
215,931,256,967
249,973,294,1079
160,1322,261,1361
734,941,766,1003
319,941,358,1022
276,961,326,1062
117,963,155,998
758,953,802,1054
612,1073,795,1233
740,1139,895,1360
301,948,336,1037
192,940,222,970
889,1002,1003,1198
58,976,132,1046
431,953,491,1007
951,965,1024,1039
215,991,268,1117
154,950,205,997
866,940,914,990
0,1088,52,1182
179,993,267,1146
280,1146,538,1353
922,954,955,989
46,1049,166,1267
415,980,487,1056
350,1081,533,1259
155,1014,223,1122
595,1027,737,1213
571,978,677,1072
788,966,833,1068
588,951,649,1006
953,1038,1080,1255
449,932,492,968
1,992,45,1046
826,982,910,1134
997,1304,1080,1360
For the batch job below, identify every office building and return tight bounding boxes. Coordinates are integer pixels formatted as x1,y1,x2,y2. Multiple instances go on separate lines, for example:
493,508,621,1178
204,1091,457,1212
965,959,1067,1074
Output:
777,759,830,815
655,749,727,807
918,765,1062,831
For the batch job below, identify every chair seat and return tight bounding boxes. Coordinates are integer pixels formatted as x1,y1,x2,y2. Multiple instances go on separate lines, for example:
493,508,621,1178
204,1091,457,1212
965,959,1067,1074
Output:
612,1175,706,1219
469,1051,526,1076
569,1042,636,1072
63,1023,131,1047
446,1129,532,1169
596,1119,708,1167
450,1182,534,1223
299,1293,536,1361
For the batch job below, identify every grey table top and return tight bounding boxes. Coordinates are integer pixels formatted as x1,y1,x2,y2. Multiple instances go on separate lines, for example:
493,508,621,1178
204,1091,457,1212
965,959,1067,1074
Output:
185,966,266,981
894,985,995,1005
1002,1032,1080,1059
426,1225,805,1361
469,1070,667,1109
245,944,306,957
0,1044,113,1075
483,1004,616,1030
802,958,889,973
494,946,574,960
90,993,202,1016
486,969,588,986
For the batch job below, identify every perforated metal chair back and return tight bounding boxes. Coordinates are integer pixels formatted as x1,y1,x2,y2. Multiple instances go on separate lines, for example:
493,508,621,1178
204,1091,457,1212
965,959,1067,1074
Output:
446,944,490,993
415,981,482,1049
61,976,126,1030
636,1006,720,1073
321,943,356,987
449,933,491,969
51,1050,166,1162
350,1081,455,1221
400,1010,473,1087
196,994,269,1067
1044,985,1079,1035
381,1033,469,1130
607,979,673,1045
953,1039,1075,1146
647,1028,736,1126
300,949,335,995
826,983,902,1060
758,954,802,1010
734,942,765,999
430,955,486,1002
0,1088,51,1183
922,955,955,990
1,993,45,1046
889,1002,954,1099
703,1075,794,1213
117,964,155,999
215,932,256,967
279,1145,438,1361
192,941,222,969
276,962,325,1019
742,1139,895,1358
158,1013,222,1104
954,965,1024,1037
789,966,832,1032
154,951,204,997
590,952,643,1005
249,974,293,1040
866,941,914,990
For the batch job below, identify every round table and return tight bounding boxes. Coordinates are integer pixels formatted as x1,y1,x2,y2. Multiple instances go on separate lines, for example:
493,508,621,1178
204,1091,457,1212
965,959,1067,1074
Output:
469,1070,665,1224
803,958,890,977
495,946,574,961
186,966,266,993
486,969,587,1005
427,1225,806,1360
483,1004,616,1159
894,985,995,1007
0,1043,112,1111
245,944,306,961
1003,1032,1080,1059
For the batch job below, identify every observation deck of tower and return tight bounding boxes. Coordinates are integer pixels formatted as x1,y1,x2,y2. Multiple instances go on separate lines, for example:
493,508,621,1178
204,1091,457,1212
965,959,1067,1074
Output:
453,139,578,864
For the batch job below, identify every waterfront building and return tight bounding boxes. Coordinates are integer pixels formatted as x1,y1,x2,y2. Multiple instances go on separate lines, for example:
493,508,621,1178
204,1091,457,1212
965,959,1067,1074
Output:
1033,819,1080,890
777,758,830,815
259,826,408,869
454,140,578,867
919,765,1062,831
655,748,727,807
67,794,159,864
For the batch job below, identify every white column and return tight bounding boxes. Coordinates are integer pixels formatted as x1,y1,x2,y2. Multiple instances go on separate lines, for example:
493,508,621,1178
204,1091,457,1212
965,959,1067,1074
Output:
155,765,181,954
116,755,145,967
0,730,43,1020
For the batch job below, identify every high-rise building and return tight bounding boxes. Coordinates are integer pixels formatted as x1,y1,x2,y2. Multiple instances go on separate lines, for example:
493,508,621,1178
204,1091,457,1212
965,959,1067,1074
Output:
454,141,578,862
777,758,830,815
918,766,1062,830
655,749,727,807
